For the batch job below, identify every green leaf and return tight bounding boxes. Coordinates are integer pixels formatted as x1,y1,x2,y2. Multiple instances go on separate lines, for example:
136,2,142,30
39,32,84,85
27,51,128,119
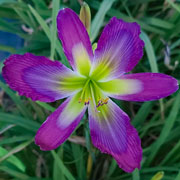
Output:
106,159,117,178
0,44,16,53
0,147,25,172
144,92,180,165
0,112,40,132
132,169,140,180
53,148,65,180
132,101,153,128
51,150,75,180
0,166,29,179
50,0,60,60
160,140,180,165
0,139,33,163
142,17,174,30
90,0,116,42
36,101,55,112
0,18,26,39
140,31,164,120
0,0,16,5
28,99,46,121
90,1,165,35
0,135,33,146
0,81,32,119
31,0,48,10
28,5,50,40
140,31,158,73
28,5,70,67
13,7,34,29
175,171,180,180
71,143,86,179
166,0,180,13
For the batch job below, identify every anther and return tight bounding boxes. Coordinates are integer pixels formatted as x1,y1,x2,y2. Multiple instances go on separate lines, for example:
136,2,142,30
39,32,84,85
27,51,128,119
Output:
96,97,109,107
79,97,91,105
78,98,82,103
103,98,109,104
84,97,91,105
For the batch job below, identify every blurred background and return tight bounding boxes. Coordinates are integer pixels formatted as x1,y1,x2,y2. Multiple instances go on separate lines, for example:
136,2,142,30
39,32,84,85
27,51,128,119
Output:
0,0,180,179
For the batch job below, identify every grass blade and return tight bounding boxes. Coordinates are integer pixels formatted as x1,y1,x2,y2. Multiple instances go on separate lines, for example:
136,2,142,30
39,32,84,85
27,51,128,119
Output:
90,0,116,42
71,143,86,179
0,44,16,53
28,5,50,40
0,112,40,132
0,166,29,179
160,140,180,165
132,101,153,128
132,169,140,180
0,139,33,163
175,171,180,180
140,31,164,120
0,147,25,172
0,81,32,119
50,0,60,60
0,135,33,146
140,31,158,73
51,150,75,180
53,148,65,180
144,92,180,165
36,101,55,112
166,0,180,13
28,5,69,67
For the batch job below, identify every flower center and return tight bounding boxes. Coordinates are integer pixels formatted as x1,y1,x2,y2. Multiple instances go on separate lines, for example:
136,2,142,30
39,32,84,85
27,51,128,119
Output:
78,77,109,107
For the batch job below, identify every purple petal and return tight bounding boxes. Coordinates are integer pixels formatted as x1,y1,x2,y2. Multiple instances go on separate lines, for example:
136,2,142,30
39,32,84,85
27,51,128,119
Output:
2,53,85,102
111,73,179,101
57,8,93,70
91,17,144,80
88,99,142,172
35,93,86,150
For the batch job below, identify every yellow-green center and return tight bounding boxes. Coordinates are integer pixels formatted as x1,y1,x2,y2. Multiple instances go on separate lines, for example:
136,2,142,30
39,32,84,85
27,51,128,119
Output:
78,77,109,108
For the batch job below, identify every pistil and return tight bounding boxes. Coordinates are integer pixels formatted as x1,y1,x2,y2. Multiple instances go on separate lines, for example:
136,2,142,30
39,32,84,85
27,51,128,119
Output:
78,78,109,107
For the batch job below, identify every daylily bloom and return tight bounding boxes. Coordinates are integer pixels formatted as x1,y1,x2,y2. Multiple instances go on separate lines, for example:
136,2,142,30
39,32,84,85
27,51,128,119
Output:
2,8,179,172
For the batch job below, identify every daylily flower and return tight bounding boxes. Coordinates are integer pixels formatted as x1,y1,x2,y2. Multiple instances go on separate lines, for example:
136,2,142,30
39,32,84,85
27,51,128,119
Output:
2,8,179,172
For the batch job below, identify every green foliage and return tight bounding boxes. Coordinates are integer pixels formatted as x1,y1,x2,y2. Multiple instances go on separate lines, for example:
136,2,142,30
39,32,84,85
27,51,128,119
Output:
0,0,180,179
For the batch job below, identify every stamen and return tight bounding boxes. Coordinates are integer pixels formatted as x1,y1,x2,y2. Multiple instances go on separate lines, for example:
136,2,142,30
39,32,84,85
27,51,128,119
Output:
78,98,82,103
96,97,109,107
78,97,91,105
78,78,109,108
103,97,109,104
84,100,89,105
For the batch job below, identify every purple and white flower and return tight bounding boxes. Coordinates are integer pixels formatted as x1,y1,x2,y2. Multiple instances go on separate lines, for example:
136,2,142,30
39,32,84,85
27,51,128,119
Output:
2,8,179,172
